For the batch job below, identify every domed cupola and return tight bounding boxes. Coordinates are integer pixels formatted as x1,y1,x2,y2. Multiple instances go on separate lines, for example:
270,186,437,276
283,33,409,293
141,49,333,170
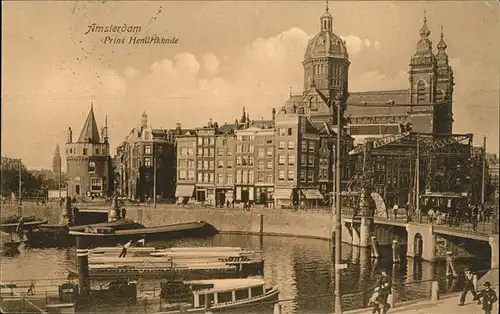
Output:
412,11,434,63
436,26,449,64
302,2,350,98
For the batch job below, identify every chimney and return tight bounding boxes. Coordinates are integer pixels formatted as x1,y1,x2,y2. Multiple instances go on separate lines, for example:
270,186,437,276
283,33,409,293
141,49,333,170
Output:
272,108,276,121
208,118,213,127
68,127,73,143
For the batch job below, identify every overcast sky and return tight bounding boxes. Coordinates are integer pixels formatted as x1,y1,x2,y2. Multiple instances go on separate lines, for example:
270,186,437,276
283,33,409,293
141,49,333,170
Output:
2,1,499,169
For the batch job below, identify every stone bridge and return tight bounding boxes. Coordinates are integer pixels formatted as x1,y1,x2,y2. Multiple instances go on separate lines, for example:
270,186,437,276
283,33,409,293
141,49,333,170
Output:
340,208,499,269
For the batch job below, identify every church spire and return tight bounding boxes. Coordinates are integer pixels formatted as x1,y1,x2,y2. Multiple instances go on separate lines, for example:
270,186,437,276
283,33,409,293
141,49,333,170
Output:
419,10,430,38
437,25,447,51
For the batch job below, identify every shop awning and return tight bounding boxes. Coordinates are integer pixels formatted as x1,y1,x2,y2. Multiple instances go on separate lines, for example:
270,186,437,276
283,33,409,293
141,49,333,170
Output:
175,185,194,197
302,189,324,200
273,189,292,199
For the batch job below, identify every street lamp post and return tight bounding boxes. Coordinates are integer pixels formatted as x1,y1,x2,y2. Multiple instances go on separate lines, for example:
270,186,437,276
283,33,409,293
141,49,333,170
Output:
153,143,157,209
334,93,343,314
481,135,487,209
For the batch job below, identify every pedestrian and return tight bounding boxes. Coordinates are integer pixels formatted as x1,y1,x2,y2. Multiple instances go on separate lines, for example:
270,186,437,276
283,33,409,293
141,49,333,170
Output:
428,207,435,223
368,286,382,314
226,199,230,208
137,237,146,246
377,270,392,308
119,240,132,258
477,281,498,314
459,268,478,306
393,204,399,219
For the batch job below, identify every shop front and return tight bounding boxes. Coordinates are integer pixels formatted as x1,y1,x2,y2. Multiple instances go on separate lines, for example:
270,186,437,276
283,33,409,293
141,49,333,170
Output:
273,188,293,208
215,188,234,207
175,185,195,204
300,189,325,208
235,186,254,205
255,186,274,207
196,185,215,205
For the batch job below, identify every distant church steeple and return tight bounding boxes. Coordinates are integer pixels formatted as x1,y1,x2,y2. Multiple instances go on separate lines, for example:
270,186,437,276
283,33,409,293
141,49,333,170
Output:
52,143,61,174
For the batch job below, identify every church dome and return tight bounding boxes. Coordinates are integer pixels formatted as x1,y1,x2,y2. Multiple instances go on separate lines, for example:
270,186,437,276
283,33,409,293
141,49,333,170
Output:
304,30,349,60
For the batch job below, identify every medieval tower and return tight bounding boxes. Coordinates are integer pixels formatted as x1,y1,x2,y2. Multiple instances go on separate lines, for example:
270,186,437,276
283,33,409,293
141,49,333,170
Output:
66,104,112,198
52,143,61,175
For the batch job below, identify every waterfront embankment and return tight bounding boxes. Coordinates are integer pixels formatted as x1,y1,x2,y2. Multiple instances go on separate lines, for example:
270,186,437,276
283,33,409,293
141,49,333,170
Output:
0,203,336,240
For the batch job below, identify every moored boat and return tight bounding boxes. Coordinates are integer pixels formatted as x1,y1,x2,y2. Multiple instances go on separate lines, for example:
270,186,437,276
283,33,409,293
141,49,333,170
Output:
155,278,279,313
68,221,219,247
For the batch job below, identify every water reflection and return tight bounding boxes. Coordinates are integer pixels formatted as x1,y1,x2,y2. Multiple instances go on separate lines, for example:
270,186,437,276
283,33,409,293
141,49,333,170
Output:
0,234,489,313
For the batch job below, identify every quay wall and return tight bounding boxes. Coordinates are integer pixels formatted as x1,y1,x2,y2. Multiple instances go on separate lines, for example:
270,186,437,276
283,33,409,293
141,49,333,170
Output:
1,203,335,240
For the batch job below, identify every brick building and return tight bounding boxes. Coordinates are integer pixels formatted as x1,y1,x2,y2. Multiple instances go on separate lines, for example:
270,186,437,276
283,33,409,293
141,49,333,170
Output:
115,112,176,201
66,104,112,199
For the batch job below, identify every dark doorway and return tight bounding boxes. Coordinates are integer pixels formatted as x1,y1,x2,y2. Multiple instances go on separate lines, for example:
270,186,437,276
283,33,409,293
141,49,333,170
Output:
75,185,80,195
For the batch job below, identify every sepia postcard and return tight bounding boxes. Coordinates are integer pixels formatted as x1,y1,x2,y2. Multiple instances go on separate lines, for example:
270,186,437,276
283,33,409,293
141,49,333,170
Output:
1,1,499,314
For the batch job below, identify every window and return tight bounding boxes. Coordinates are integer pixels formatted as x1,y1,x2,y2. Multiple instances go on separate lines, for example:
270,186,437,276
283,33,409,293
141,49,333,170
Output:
203,148,209,156
266,148,273,157
179,159,187,168
278,170,285,181
307,170,314,182
266,174,273,183
218,291,233,304
197,137,203,145
249,145,254,153
278,141,285,150
209,173,214,183
144,157,152,167
180,148,187,156
197,160,203,169
227,160,233,168
203,173,208,183
288,170,294,180
301,156,307,166
83,148,88,155
95,148,100,155
178,170,187,180
288,128,292,136
300,170,306,182
288,155,295,165
209,137,215,145
242,145,248,153
203,137,208,145
218,160,224,168
242,170,248,184
217,148,224,156
227,149,233,157
288,141,295,150
236,145,242,153
144,132,150,140
258,161,265,170
227,174,233,185
157,145,163,153
209,161,214,170
187,148,194,156
144,145,151,154
242,156,248,166
267,161,273,169
278,128,286,136
308,141,315,152
197,148,203,156
236,171,242,184
308,155,315,166
301,140,307,152
417,81,426,103
209,148,214,157
278,155,285,165
188,160,195,168
91,178,102,191
249,157,254,166
249,171,254,184
258,148,265,158
187,170,195,180
88,161,96,172
258,173,265,183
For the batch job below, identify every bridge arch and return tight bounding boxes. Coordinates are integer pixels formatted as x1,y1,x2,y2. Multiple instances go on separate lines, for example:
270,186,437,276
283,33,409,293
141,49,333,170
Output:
370,192,387,218
406,224,436,262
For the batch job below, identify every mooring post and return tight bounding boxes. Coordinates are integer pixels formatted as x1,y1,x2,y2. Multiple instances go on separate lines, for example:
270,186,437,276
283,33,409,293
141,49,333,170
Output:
75,235,90,308
371,236,380,259
108,196,120,222
273,302,282,314
259,214,264,235
431,281,439,300
445,251,458,277
392,240,401,263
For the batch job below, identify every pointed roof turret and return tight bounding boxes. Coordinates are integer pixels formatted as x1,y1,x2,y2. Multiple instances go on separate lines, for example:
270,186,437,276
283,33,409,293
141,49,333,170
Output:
437,26,447,51
419,11,431,38
77,103,101,143
54,143,60,156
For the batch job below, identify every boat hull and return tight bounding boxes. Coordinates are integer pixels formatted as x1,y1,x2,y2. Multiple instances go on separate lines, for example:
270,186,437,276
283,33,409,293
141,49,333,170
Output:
68,221,219,248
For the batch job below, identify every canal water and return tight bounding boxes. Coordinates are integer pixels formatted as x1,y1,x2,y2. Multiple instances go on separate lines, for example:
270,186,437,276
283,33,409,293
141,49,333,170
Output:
0,234,490,313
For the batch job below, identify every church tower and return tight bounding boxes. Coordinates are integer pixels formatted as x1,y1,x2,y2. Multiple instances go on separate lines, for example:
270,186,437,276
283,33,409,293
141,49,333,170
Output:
52,143,62,175
434,26,454,133
66,103,112,199
409,12,436,107
302,2,350,101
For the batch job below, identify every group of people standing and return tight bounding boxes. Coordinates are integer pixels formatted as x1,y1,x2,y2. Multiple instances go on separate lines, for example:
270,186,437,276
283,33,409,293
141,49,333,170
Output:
368,268,497,314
